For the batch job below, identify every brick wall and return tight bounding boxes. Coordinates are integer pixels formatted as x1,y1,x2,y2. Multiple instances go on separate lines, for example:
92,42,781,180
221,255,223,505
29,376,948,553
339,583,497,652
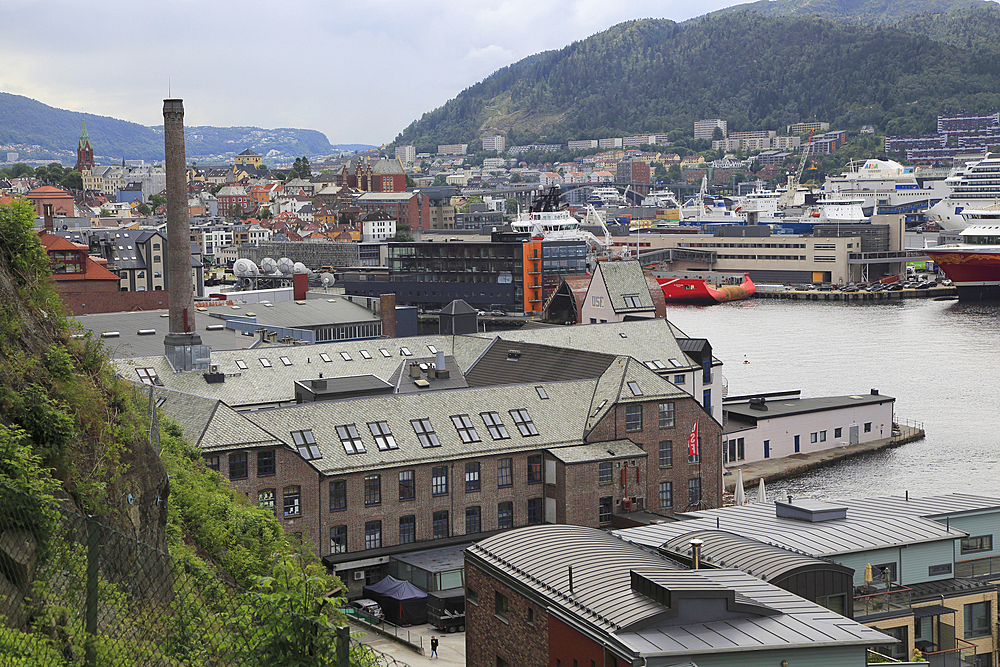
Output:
60,288,171,315
586,396,721,513
466,562,548,667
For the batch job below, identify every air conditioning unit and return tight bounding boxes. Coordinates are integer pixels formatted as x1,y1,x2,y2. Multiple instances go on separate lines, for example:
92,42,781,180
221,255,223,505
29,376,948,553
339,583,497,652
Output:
353,571,365,581
621,498,633,511
210,364,219,374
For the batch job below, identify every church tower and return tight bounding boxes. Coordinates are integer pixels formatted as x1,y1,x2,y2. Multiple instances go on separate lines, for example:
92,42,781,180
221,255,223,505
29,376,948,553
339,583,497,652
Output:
75,116,94,172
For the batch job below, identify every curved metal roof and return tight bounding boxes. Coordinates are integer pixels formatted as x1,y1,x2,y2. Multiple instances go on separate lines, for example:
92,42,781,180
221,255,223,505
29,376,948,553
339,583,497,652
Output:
660,529,853,583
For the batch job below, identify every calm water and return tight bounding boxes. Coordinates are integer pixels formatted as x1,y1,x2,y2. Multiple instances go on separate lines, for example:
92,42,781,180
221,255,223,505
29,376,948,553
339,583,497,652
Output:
666,297,1000,500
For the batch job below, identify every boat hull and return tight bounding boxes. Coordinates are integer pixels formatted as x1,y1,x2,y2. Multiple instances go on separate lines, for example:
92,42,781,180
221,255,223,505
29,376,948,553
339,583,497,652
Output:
657,274,756,304
923,248,1000,299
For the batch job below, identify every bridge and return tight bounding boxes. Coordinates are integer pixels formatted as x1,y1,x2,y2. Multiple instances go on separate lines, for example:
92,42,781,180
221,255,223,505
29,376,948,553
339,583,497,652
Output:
464,181,702,209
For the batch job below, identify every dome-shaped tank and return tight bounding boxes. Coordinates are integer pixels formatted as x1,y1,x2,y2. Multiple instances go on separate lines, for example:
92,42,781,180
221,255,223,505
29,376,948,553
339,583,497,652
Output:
233,258,260,277
293,262,309,274
276,257,295,275
260,257,277,274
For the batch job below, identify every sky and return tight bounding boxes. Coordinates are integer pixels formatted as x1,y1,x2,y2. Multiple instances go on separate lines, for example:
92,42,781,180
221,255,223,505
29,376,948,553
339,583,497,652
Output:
1,0,745,147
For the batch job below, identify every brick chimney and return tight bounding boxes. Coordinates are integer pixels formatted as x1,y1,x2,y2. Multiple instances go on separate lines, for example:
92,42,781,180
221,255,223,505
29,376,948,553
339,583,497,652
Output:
43,203,54,233
380,293,397,338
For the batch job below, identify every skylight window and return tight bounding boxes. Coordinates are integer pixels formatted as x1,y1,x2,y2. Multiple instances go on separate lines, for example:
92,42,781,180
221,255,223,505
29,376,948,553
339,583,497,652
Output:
535,386,549,400
368,421,397,451
340,352,352,361
380,348,391,358
360,350,372,360
319,353,332,363
628,381,643,396
623,295,642,308
291,430,322,459
510,409,539,436
451,414,481,443
336,424,365,455
135,368,161,386
480,412,509,440
668,358,682,367
411,419,440,448
236,359,248,370
280,356,292,366
400,347,412,357
427,344,438,354
259,358,272,368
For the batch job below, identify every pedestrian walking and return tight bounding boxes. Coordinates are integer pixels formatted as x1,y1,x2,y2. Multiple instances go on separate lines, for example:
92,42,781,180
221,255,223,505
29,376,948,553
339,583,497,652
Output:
430,635,439,658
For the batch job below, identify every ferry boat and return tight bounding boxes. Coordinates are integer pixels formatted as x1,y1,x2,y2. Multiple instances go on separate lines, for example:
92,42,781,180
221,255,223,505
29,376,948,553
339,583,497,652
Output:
654,272,756,305
641,188,681,209
823,158,945,216
925,152,1000,230
511,187,611,251
923,207,1000,299
587,186,629,208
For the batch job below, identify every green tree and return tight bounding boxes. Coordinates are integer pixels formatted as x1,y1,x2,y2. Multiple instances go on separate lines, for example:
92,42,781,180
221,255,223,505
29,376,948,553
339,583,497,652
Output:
712,127,725,141
148,194,166,212
135,202,152,216
228,203,244,219
506,198,519,215
392,223,414,242
60,170,83,191
405,174,416,188
432,174,448,186
667,164,681,181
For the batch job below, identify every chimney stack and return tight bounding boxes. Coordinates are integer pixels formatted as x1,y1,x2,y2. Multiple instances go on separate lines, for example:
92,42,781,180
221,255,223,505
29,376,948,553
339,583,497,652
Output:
689,538,704,570
162,98,209,372
43,203,54,233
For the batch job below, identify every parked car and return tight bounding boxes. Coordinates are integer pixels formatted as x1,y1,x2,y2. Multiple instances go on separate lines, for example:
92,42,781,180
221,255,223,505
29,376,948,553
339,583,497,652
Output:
350,598,384,621
491,309,507,317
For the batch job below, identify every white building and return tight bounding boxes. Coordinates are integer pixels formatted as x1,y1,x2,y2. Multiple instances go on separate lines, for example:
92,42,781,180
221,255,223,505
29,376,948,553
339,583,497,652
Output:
694,118,727,140
82,165,166,201
568,139,598,151
395,145,416,164
482,135,505,152
362,216,396,243
722,390,895,465
437,144,468,156
598,137,623,149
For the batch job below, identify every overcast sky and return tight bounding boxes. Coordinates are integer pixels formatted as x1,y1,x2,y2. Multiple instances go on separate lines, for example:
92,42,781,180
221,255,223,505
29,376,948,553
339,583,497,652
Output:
1,1,745,147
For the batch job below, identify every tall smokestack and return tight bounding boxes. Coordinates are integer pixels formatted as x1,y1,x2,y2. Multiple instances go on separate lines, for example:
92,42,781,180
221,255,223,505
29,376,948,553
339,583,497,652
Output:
162,98,209,372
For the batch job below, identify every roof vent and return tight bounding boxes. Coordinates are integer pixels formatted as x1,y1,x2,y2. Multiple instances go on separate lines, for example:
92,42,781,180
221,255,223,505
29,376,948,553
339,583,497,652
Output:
507,350,521,360
775,498,847,522
749,397,767,410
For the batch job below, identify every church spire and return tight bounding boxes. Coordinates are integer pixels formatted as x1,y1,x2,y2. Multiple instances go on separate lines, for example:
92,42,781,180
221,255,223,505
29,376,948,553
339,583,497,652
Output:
75,115,95,172
78,116,92,151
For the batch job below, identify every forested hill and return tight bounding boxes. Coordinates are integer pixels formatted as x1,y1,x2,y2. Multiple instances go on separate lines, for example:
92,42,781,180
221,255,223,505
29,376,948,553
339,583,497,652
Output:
391,3,1000,151
0,92,336,163
702,0,984,23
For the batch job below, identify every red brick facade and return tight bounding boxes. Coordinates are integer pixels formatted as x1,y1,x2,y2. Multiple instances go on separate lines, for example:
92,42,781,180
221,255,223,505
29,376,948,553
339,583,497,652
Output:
466,563,549,667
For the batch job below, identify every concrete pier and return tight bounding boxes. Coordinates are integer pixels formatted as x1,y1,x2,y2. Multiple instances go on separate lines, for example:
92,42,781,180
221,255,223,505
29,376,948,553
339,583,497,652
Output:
755,286,956,301
724,423,925,493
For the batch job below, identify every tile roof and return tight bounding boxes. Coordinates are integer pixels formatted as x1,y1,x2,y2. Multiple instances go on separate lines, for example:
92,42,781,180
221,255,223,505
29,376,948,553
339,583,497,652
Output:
464,338,616,388
596,260,656,313
145,385,282,452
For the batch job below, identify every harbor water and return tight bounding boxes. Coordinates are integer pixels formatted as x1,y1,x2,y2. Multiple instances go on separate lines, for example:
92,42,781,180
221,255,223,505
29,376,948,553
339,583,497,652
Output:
665,297,1000,500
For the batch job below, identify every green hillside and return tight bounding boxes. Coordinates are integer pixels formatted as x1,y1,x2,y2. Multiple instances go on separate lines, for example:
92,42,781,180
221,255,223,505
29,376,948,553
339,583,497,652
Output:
0,92,336,163
391,3,1000,150
703,0,984,23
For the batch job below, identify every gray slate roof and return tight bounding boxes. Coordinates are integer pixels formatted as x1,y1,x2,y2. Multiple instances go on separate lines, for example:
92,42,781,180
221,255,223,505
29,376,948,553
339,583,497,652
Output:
464,338,616,387
145,385,282,452
597,260,656,313
468,524,892,656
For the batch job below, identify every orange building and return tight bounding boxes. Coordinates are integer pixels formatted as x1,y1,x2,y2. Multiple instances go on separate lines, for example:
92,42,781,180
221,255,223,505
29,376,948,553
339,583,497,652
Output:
25,186,76,217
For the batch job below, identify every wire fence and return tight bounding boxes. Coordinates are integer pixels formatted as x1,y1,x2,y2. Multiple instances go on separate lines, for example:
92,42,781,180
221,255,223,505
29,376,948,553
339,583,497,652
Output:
0,481,411,667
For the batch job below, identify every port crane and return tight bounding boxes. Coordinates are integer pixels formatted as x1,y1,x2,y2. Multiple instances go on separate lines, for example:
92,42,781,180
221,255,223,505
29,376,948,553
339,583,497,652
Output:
779,128,815,208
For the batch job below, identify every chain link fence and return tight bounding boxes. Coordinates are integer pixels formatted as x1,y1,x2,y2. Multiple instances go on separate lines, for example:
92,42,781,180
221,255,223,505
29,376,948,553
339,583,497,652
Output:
0,481,411,667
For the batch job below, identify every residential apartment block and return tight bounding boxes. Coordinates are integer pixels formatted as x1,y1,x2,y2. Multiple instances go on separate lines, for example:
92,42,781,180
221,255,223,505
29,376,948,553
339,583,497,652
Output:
694,118,727,140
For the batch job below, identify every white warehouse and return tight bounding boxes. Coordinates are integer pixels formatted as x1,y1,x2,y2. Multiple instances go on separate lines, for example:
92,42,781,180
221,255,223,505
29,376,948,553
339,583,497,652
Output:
722,389,895,466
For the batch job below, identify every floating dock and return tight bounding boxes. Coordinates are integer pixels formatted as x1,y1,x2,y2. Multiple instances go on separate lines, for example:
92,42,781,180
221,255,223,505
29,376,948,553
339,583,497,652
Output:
755,286,956,301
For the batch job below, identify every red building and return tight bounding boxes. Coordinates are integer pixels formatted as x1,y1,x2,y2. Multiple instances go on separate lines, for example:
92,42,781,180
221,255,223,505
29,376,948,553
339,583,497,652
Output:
75,117,95,172
25,186,76,217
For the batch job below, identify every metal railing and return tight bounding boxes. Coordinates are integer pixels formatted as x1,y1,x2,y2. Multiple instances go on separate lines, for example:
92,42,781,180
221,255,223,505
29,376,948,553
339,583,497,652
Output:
854,584,913,617
0,481,410,667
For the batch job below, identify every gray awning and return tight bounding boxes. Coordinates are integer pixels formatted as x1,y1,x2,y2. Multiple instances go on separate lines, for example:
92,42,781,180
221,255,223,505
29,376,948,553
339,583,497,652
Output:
913,604,956,618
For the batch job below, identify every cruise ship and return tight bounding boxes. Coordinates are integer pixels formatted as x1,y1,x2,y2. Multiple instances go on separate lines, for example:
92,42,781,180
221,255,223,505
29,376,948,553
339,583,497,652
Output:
925,152,1000,230
923,206,1000,299
823,158,945,216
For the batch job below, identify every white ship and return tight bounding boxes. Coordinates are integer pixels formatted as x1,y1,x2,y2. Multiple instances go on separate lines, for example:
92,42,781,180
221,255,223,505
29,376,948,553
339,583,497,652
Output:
511,188,611,253
823,158,945,216
641,188,681,209
586,186,629,208
925,152,1000,230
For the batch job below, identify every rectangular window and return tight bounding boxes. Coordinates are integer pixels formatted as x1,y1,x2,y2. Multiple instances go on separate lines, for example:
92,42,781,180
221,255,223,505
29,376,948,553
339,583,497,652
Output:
598,496,612,524
365,520,382,550
228,452,247,479
433,510,449,539
658,402,675,428
465,462,481,492
673,374,685,384
330,525,347,554
399,515,416,544
625,404,642,432
929,563,953,576
819,430,827,442
966,601,991,638
659,481,673,509
495,591,509,621
498,458,513,487
659,440,673,468
688,478,701,507
451,414,481,443
962,535,993,553
336,424,365,455
412,418,440,447
259,358,272,368
205,455,220,471
367,421,397,451
432,466,449,496
398,470,415,501
364,475,381,506
257,449,275,476
509,409,538,436
283,486,301,517
498,501,513,529
627,380,643,396
319,353,332,362
466,506,482,534
810,432,818,443
864,422,872,433
481,412,509,439
598,461,613,484
235,359,248,370
329,480,347,511
527,498,543,525
258,488,275,515
527,454,543,483
291,430,322,460
834,427,843,438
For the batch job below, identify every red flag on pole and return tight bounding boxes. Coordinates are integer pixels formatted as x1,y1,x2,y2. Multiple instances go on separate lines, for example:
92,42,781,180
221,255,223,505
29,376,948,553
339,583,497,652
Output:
688,419,699,457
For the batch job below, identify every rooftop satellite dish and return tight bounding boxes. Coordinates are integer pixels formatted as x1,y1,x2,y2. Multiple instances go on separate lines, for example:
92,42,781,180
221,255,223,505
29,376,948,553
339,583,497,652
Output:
293,261,309,274
260,257,277,274
321,273,336,291
233,258,259,277
276,257,294,275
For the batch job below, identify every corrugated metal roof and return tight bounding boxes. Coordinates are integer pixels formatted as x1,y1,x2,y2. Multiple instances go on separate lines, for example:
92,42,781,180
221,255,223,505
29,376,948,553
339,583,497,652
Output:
468,525,892,655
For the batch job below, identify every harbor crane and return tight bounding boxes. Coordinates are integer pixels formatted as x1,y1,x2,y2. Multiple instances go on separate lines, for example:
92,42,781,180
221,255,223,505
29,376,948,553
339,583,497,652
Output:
779,128,815,208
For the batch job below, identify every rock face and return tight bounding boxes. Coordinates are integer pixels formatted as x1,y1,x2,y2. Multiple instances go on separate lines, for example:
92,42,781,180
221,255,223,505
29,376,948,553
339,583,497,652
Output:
0,530,37,629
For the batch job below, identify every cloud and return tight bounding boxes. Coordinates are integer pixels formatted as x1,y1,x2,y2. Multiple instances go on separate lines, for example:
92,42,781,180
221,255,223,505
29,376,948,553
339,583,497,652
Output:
0,0,744,148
